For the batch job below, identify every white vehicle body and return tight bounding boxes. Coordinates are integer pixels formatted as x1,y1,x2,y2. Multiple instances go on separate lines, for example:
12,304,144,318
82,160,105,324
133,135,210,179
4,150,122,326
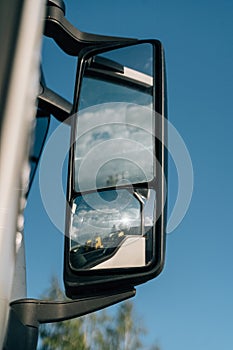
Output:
91,236,146,269
0,0,45,347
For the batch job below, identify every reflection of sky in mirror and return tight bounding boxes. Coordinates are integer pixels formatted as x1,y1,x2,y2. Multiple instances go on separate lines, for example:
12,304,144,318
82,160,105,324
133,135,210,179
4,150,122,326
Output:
76,43,155,193
74,102,154,192
143,189,156,227
79,44,153,111
100,43,153,76
79,77,152,111
70,190,141,246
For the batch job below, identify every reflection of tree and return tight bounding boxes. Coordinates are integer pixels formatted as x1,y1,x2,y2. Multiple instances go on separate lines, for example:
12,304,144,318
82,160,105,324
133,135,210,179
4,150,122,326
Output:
111,224,117,233
39,277,161,350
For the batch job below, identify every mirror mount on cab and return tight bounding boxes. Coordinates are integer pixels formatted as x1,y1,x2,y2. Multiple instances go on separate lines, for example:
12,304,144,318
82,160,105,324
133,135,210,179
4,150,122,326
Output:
4,288,135,350
45,0,138,56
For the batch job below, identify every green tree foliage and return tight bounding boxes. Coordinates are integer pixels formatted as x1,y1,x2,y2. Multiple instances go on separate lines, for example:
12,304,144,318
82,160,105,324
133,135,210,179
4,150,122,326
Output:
39,277,160,350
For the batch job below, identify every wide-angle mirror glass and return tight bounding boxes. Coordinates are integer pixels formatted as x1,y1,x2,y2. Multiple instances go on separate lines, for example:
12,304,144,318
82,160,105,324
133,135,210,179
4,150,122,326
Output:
65,40,166,292
69,188,156,270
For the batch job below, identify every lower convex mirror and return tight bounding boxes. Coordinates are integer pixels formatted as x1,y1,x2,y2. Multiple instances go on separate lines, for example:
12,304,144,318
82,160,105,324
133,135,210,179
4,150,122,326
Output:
69,189,155,270
64,39,167,299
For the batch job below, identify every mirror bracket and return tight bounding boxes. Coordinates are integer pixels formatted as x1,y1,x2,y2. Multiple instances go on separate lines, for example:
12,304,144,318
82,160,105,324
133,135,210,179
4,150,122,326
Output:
44,1,138,56
4,288,135,350
38,85,72,122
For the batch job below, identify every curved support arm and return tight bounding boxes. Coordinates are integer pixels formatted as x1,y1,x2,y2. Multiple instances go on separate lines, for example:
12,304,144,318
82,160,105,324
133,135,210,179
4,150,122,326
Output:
38,85,72,122
4,289,135,350
44,3,138,56
10,288,135,327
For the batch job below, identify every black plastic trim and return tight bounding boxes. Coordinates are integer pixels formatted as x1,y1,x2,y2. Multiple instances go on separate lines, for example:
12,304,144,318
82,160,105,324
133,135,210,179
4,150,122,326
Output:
47,0,65,14
38,85,72,122
4,289,135,350
44,4,138,56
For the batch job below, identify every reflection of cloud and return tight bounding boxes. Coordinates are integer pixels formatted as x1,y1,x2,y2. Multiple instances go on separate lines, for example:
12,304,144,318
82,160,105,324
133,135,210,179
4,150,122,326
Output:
145,216,153,226
75,102,154,192
76,103,153,150
71,206,140,244
70,190,141,244
143,56,153,73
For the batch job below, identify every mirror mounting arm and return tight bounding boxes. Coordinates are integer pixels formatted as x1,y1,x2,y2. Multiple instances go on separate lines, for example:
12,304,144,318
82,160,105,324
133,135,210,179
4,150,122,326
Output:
45,1,137,56
4,288,135,350
38,84,72,122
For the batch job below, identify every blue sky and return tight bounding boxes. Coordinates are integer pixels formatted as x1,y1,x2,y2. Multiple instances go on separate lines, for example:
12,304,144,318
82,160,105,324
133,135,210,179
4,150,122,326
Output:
25,1,233,349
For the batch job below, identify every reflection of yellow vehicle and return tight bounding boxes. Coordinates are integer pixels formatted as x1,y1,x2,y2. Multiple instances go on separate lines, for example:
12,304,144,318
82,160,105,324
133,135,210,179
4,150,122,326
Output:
109,230,124,238
84,231,125,252
70,228,147,270
95,237,103,249
71,231,127,269
85,236,104,250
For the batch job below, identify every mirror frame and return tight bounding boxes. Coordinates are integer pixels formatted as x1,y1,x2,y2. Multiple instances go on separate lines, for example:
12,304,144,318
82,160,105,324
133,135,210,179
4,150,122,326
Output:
64,39,167,299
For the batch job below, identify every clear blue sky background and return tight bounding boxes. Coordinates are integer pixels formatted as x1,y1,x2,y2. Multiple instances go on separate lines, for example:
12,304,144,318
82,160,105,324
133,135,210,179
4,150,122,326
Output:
25,1,233,349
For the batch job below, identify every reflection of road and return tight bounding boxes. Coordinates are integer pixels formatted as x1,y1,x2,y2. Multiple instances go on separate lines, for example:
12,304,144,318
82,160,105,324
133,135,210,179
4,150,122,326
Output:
70,227,148,269
70,231,126,269
92,235,146,269
69,188,154,270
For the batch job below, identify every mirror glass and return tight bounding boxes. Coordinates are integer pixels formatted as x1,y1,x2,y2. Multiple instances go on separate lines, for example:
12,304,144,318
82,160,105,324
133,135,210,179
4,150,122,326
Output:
69,43,157,270
74,103,154,192
75,43,154,193
70,189,156,269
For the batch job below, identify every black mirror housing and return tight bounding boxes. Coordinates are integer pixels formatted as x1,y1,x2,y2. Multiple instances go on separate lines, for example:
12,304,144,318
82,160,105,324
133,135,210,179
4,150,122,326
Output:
64,40,167,299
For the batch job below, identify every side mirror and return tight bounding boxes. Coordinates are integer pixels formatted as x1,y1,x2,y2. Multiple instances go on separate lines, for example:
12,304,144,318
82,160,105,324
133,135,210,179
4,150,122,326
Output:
64,40,167,298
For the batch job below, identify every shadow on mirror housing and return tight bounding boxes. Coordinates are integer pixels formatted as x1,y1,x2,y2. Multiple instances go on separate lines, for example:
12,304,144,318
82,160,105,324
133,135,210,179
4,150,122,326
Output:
64,40,167,299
